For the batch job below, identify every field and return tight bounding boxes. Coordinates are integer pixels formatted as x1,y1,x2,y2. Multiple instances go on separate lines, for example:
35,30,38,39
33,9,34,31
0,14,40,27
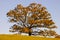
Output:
0,34,60,40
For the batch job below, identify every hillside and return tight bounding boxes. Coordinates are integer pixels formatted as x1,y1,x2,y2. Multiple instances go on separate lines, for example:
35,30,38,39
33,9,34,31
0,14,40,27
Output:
0,34,60,40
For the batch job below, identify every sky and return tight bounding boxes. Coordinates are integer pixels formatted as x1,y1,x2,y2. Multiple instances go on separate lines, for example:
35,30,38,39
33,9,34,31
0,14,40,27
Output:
0,0,60,34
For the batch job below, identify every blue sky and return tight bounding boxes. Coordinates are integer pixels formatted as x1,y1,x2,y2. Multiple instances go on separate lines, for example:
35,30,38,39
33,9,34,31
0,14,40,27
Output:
0,0,60,34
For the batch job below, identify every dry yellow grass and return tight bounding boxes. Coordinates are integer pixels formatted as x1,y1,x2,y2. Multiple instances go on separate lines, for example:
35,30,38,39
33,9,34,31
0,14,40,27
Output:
0,34,60,40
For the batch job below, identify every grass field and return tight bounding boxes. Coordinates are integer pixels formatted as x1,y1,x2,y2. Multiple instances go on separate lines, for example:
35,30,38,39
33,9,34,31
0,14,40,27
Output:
0,34,60,40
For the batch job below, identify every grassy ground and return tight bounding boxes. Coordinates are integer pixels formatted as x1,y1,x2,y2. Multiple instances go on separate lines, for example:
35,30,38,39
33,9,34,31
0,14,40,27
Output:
0,34,60,40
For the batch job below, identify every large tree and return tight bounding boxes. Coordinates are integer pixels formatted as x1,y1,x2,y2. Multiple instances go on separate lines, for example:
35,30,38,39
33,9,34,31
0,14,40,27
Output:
7,3,58,37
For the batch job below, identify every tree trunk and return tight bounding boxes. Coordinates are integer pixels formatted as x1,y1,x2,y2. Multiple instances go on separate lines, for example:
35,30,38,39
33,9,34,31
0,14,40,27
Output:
29,31,31,36
28,27,32,36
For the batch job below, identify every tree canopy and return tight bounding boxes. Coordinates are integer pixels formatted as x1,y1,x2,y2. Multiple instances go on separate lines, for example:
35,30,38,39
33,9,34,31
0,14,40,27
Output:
7,3,58,37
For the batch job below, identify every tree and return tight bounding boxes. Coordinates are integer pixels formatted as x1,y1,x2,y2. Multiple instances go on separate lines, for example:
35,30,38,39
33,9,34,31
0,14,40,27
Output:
7,3,58,37
55,35,60,38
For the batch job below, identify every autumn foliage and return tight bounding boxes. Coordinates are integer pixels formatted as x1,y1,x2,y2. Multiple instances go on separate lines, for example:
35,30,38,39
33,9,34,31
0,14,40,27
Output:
7,3,58,38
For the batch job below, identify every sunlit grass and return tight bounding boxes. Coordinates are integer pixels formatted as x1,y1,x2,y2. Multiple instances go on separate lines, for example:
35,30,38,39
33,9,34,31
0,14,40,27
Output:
0,34,60,40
